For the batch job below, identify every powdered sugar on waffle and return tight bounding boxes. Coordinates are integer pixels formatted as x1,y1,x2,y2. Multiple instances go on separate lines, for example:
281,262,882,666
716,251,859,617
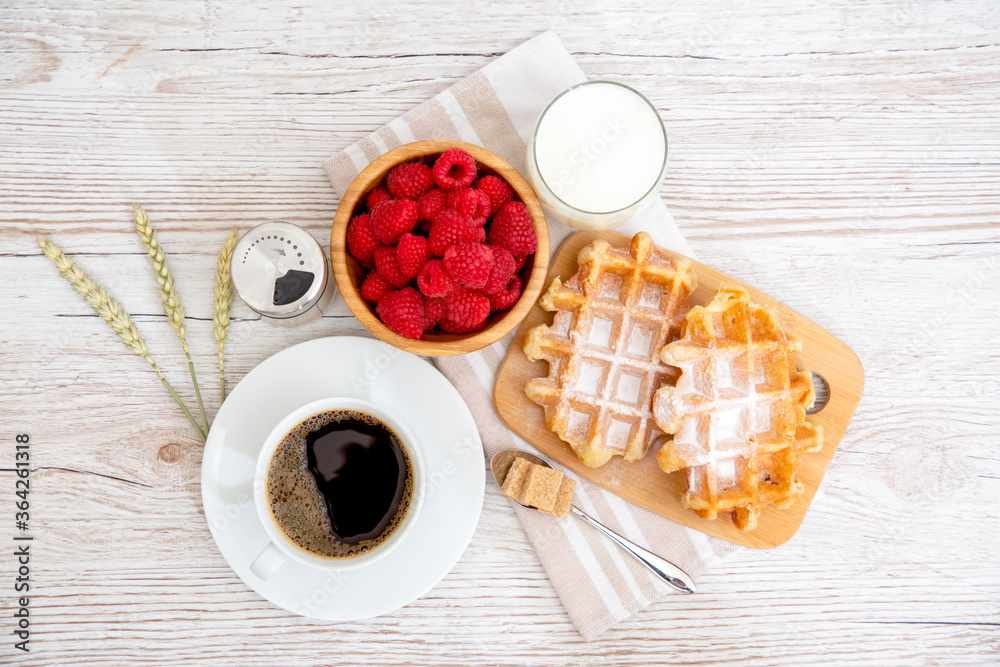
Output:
523,233,697,468
657,348,760,467
652,283,823,531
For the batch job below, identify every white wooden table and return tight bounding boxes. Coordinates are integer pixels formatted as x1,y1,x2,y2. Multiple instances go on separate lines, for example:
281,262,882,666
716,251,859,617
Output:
2,2,998,664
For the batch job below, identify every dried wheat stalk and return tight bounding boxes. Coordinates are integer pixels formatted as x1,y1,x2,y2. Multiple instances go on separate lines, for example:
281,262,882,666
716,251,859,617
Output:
132,204,208,432
37,237,207,441
213,229,238,401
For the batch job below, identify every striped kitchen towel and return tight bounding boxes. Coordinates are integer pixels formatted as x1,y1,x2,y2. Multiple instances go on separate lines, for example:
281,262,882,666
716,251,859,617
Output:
324,30,739,641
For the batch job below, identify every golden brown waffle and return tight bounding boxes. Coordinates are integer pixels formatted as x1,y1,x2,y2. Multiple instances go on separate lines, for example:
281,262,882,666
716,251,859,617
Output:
523,232,697,468
653,283,823,531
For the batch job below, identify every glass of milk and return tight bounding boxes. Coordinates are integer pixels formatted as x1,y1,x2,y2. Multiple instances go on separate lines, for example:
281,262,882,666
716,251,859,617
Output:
526,81,668,231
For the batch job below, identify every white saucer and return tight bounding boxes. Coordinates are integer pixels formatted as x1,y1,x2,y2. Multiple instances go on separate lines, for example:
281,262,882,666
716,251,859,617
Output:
200,336,485,620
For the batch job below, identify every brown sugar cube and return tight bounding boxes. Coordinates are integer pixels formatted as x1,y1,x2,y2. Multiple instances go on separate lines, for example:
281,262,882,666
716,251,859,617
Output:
500,456,532,501
518,464,563,512
538,477,576,519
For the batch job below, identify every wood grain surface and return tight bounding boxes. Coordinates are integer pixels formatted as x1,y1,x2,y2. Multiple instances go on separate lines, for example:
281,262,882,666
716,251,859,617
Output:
1,1,999,665
494,230,865,549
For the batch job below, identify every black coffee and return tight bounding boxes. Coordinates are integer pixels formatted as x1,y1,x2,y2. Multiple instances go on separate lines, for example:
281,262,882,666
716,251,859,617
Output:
265,409,414,559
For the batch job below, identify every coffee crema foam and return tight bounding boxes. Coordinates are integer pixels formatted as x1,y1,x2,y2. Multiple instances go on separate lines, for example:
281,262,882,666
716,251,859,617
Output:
264,409,414,559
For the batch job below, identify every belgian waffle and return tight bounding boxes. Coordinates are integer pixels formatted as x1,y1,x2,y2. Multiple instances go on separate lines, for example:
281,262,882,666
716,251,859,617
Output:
653,283,823,531
523,232,697,468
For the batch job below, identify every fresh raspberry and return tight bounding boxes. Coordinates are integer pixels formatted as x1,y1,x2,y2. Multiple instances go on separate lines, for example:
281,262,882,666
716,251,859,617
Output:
386,162,434,201
473,190,492,218
423,296,446,331
432,148,477,191
447,188,491,219
443,243,494,290
376,288,425,340
443,289,490,329
346,213,379,264
367,186,392,212
396,233,428,279
416,259,459,298
439,317,485,334
513,254,528,271
425,296,446,324
482,246,516,295
471,225,487,244
428,209,486,256
433,208,468,226
476,175,514,215
371,199,419,245
445,188,466,206
373,245,409,289
418,188,447,221
360,271,393,302
489,274,522,312
488,202,537,256
445,188,471,213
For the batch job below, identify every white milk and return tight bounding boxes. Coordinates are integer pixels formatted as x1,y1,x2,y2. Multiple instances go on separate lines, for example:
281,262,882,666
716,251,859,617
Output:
527,81,668,230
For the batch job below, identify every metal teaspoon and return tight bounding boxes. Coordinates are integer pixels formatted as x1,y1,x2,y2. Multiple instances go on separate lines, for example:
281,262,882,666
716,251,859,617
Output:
490,449,697,595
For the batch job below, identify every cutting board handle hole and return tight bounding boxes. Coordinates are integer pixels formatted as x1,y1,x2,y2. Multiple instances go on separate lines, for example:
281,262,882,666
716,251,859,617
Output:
806,372,830,414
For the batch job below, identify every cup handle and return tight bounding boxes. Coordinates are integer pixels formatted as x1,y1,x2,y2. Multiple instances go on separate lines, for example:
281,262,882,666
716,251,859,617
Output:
249,541,286,580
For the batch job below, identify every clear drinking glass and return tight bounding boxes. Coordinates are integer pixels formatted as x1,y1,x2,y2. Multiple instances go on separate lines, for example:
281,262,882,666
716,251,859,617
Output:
526,80,669,231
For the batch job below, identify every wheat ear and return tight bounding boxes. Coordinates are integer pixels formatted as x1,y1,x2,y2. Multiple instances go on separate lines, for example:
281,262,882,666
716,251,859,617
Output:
213,229,238,402
132,204,208,432
37,237,207,441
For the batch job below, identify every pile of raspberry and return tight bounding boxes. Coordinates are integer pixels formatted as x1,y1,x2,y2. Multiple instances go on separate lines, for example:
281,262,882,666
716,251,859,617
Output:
347,148,538,340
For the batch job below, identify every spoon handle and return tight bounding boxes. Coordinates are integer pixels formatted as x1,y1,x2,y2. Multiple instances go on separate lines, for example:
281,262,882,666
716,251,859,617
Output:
570,506,697,594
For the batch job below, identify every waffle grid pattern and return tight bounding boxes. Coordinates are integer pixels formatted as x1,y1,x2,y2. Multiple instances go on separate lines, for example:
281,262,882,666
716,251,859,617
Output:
524,233,696,468
654,284,822,530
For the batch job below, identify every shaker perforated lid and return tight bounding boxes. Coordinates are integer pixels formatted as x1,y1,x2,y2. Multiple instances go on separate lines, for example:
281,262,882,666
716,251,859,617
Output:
232,221,333,322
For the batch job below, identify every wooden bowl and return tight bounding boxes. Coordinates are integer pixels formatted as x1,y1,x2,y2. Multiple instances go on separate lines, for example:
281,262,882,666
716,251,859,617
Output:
331,140,550,356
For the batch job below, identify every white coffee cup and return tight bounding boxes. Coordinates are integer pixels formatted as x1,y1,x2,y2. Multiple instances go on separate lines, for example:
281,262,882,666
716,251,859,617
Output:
249,396,424,579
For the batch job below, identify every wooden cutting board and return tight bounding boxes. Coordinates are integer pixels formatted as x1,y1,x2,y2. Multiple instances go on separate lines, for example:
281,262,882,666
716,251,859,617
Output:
493,231,865,549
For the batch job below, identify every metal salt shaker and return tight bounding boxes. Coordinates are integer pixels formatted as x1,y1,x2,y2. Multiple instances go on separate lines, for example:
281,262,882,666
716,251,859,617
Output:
231,221,337,326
